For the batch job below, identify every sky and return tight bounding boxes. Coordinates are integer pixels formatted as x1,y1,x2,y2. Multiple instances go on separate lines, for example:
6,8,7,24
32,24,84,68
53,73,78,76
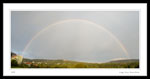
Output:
11,11,139,62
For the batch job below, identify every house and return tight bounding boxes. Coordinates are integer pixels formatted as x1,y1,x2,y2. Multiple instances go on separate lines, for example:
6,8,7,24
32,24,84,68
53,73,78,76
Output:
12,55,17,60
33,63,38,67
11,55,23,65
25,62,32,67
32,61,35,63
37,62,41,64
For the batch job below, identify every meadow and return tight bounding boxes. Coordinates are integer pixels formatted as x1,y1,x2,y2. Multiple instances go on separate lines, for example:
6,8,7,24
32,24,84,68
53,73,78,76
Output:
11,58,139,68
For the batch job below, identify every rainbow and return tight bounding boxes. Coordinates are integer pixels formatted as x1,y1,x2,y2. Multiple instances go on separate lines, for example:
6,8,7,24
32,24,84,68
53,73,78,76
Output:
22,19,130,58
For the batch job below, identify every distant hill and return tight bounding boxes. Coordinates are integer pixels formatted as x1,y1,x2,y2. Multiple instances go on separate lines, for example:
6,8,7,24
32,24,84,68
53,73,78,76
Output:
23,58,139,64
23,58,83,64
11,57,139,68
11,53,139,68
109,59,139,63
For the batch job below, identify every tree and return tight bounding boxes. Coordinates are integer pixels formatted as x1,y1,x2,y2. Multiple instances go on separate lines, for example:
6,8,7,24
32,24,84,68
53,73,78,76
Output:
11,59,18,67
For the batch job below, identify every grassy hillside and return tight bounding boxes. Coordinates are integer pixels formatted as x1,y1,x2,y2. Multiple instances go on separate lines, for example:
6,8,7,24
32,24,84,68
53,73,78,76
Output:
11,51,139,68
12,58,139,68
110,59,139,63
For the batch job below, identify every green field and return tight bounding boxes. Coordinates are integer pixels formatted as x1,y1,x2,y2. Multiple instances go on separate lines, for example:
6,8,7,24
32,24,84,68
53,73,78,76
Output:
11,58,139,68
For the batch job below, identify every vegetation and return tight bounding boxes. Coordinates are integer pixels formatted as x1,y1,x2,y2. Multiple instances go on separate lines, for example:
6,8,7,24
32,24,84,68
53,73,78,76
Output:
11,58,139,68
11,52,139,68
11,59,18,67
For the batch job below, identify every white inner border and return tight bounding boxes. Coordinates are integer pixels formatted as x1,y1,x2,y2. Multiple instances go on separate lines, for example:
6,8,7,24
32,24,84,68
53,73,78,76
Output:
3,3,147,76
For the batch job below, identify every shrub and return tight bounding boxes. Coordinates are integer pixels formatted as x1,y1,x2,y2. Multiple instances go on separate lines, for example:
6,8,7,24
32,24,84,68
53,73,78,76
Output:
11,59,18,67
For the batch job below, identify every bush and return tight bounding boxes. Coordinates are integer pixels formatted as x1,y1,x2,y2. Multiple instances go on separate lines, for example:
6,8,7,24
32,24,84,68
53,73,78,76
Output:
11,59,18,67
